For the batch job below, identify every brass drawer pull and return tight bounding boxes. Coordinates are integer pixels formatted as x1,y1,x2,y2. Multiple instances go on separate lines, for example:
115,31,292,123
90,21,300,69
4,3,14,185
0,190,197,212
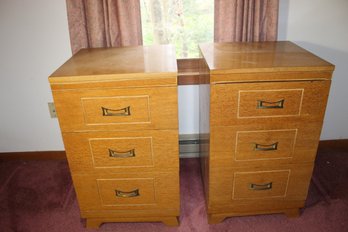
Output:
108,149,135,158
101,106,131,116
257,99,284,109
249,182,273,191
115,189,140,198
254,142,278,151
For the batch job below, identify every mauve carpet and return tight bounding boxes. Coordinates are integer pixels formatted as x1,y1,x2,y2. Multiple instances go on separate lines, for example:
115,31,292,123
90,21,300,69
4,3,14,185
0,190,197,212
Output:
0,146,347,232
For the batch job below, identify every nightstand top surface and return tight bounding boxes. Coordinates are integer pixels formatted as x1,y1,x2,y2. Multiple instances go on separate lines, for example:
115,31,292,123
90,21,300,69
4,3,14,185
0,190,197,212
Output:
199,41,334,75
49,45,177,83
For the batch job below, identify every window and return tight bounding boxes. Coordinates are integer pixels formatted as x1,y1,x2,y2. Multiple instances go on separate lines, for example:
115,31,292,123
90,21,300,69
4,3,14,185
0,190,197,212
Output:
140,0,214,58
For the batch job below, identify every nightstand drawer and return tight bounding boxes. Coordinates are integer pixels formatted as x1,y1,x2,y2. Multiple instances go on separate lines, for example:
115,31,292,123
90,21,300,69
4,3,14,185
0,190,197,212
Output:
53,86,178,132
238,89,302,118
97,178,156,206
89,137,153,167
209,164,313,205
211,81,330,126
63,130,178,173
82,95,150,125
72,172,179,211
232,170,290,200
234,129,297,161
210,122,323,167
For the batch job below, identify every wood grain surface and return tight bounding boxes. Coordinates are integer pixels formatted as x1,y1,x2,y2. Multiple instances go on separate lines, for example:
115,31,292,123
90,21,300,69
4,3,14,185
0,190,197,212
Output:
49,45,177,82
62,130,178,173
199,41,334,76
199,41,334,222
53,86,178,132
48,45,180,228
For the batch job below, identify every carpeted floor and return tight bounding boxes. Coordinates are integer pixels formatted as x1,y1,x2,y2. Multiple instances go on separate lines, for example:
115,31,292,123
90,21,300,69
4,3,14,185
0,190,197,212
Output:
0,146,347,232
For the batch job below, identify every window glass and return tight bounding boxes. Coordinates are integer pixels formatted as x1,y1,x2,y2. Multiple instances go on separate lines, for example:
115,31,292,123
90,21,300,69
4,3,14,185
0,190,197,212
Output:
140,0,214,58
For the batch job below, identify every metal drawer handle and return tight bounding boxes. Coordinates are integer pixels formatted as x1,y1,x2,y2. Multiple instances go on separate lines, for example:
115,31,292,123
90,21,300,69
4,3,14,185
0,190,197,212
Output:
115,189,140,198
254,142,278,151
249,182,273,191
101,106,131,116
257,99,284,109
108,149,135,158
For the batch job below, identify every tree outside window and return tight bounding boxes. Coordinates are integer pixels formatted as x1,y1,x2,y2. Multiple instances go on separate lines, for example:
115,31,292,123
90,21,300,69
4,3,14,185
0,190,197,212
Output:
140,0,214,58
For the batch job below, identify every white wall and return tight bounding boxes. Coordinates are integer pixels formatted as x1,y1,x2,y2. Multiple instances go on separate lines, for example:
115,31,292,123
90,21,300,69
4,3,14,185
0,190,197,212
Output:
1,0,347,152
278,0,348,140
0,0,71,152
0,0,200,153
178,86,199,135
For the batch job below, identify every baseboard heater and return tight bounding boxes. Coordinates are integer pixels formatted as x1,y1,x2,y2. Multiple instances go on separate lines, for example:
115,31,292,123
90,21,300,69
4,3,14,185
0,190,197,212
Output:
179,134,200,158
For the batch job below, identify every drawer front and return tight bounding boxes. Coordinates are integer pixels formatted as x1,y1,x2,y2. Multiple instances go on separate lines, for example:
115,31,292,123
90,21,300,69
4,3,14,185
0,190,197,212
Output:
234,129,296,161
208,164,313,208
232,170,290,200
210,122,322,167
97,178,155,206
63,130,178,173
82,95,150,125
90,137,153,167
53,86,178,132
211,81,330,126
72,172,179,211
238,89,303,118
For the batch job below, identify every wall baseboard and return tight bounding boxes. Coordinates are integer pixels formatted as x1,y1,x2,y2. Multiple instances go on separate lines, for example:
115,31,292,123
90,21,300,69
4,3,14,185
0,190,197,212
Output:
0,151,66,160
179,134,200,158
0,138,347,160
318,139,348,151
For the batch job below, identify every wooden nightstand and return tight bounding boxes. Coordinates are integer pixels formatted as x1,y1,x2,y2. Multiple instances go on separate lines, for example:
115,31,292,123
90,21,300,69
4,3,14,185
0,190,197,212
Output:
198,41,334,223
49,45,180,228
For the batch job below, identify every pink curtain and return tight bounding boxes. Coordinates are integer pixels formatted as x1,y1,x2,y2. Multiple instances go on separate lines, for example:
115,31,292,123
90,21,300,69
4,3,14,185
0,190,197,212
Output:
66,0,142,54
214,0,279,42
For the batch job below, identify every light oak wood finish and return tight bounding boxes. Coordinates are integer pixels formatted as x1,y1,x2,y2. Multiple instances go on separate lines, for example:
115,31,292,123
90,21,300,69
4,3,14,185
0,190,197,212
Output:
209,122,324,168
86,216,179,228
49,77,177,91
50,45,177,83
233,129,297,161
208,164,313,206
52,87,178,132
199,42,334,76
210,81,331,126
49,45,179,228
62,130,178,173
199,41,334,223
72,172,179,211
